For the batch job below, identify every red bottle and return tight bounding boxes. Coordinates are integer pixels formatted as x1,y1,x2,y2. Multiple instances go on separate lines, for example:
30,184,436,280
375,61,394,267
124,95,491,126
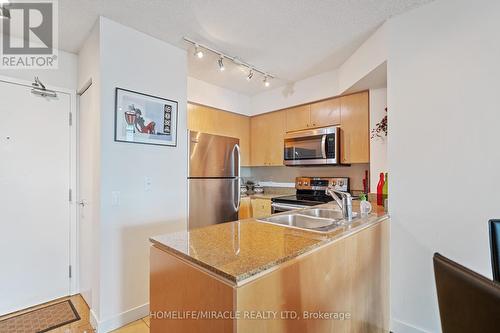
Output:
377,173,385,206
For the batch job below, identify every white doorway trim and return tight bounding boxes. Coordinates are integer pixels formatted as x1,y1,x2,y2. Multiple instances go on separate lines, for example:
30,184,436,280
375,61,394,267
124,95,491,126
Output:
0,75,79,296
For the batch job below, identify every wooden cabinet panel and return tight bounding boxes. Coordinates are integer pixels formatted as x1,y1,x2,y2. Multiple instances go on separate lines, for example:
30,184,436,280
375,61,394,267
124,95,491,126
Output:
285,105,310,132
236,219,389,333
340,91,369,164
250,111,286,166
150,246,234,332
188,103,251,166
310,98,340,128
251,198,272,218
238,197,252,219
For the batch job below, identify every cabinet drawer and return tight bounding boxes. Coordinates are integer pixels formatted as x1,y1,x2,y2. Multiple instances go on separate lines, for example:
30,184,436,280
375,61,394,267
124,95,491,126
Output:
251,198,272,219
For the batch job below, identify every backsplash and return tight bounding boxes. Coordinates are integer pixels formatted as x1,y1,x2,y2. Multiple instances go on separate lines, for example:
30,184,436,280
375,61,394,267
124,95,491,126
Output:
241,164,370,191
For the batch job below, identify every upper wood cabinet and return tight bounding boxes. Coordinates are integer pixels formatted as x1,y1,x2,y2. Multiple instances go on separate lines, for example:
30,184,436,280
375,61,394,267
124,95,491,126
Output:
285,98,341,132
339,91,369,164
310,98,341,128
250,111,286,166
285,105,310,132
187,103,251,166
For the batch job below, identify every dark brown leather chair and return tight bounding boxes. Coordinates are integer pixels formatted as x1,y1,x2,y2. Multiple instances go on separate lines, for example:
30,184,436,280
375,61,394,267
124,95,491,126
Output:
490,220,500,282
433,253,500,333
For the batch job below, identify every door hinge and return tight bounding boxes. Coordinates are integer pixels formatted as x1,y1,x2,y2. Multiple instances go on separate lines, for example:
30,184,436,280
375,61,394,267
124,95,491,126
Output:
69,265,72,278
69,112,72,126
69,189,72,202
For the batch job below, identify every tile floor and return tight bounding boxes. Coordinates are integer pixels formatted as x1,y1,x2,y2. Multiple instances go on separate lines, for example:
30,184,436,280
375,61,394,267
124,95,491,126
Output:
0,295,150,333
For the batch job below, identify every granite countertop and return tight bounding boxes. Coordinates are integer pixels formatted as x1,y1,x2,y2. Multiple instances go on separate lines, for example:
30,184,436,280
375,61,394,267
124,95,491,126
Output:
150,202,388,286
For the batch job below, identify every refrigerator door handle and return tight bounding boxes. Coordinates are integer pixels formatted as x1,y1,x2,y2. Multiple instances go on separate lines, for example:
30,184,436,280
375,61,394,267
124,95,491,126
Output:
233,144,241,212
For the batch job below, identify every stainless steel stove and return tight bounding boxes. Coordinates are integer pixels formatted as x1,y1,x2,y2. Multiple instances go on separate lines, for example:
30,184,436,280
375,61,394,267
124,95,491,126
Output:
272,177,349,213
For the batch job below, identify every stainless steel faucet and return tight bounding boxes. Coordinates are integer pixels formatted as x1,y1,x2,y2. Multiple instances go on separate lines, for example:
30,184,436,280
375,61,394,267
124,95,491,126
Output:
325,187,353,221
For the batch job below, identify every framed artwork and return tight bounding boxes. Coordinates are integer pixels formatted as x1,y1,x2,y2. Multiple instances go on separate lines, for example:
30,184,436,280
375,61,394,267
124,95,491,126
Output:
114,88,178,147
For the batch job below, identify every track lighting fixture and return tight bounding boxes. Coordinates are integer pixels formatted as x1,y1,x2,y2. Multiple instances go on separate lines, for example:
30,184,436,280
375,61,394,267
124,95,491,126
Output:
218,56,225,71
263,76,270,87
184,37,275,85
194,44,204,59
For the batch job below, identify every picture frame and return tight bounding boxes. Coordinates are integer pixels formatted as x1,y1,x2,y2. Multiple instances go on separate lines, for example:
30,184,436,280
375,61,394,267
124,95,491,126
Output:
114,87,178,147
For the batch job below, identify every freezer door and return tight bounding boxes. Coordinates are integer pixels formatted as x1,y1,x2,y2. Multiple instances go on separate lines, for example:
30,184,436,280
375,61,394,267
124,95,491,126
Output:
189,131,240,178
189,178,240,230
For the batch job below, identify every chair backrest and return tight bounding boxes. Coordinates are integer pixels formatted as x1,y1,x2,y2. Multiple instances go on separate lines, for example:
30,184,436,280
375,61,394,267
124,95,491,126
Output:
433,253,500,333
490,219,500,282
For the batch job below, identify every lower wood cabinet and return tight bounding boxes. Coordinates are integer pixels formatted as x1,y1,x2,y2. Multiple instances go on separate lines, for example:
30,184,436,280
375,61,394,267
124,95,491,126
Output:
250,111,286,166
250,198,272,218
238,197,252,220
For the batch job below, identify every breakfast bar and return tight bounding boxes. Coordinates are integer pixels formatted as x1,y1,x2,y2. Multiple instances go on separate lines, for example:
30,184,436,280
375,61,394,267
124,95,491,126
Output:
150,202,389,333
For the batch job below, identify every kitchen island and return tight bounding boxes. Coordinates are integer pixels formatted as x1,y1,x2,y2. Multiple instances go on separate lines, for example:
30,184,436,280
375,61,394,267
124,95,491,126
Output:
150,202,389,333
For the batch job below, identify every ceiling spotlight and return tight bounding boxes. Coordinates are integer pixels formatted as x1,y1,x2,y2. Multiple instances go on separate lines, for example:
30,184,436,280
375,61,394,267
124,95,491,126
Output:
247,69,254,81
194,44,203,59
0,4,10,20
218,56,225,71
263,76,270,87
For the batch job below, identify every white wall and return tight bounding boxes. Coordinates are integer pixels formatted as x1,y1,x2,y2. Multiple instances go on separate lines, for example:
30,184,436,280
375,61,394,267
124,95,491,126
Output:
387,0,500,332
338,23,387,94
77,17,188,332
187,76,251,115
97,17,188,331
369,88,387,191
250,69,339,115
0,37,78,90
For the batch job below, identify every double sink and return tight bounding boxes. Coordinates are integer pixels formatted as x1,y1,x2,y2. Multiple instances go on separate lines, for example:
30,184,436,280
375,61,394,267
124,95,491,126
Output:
258,208,359,234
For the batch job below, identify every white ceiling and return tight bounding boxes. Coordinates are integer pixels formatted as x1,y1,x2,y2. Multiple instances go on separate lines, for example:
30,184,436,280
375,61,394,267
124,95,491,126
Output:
59,0,433,95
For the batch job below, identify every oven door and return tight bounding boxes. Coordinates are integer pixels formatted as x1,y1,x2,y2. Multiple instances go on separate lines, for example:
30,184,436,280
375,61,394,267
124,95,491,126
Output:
271,202,309,214
284,127,339,166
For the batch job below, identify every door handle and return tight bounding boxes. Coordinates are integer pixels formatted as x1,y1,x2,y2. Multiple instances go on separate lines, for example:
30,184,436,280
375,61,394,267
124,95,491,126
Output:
321,135,327,159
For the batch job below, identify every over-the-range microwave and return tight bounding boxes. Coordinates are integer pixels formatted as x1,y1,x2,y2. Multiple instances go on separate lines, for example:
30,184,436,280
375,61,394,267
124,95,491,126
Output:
283,126,340,166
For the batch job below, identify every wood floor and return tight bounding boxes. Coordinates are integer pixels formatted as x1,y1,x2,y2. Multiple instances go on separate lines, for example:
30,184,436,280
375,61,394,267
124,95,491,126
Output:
0,295,150,333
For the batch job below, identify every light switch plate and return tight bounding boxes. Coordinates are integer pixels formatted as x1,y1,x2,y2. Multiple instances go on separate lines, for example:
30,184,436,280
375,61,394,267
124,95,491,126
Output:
145,177,152,191
111,191,120,206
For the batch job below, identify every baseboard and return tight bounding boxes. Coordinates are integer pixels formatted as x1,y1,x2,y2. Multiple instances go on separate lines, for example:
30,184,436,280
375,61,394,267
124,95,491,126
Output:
91,302,149,333
391,319,433,333
90,308,99,330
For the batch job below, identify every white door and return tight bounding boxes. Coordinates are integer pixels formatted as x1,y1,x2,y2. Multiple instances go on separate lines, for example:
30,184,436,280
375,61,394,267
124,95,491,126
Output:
78,85,95,309
0,80,71,315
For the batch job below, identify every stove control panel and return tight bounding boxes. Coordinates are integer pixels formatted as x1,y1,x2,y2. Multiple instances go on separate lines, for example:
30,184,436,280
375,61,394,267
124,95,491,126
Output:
295,177,349,192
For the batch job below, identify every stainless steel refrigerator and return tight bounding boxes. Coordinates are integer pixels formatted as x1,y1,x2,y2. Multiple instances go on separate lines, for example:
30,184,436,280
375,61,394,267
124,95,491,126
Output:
188,131,240,230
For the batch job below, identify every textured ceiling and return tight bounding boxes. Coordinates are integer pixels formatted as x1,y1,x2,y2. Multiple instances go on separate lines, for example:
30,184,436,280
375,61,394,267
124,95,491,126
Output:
58,0,433,95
